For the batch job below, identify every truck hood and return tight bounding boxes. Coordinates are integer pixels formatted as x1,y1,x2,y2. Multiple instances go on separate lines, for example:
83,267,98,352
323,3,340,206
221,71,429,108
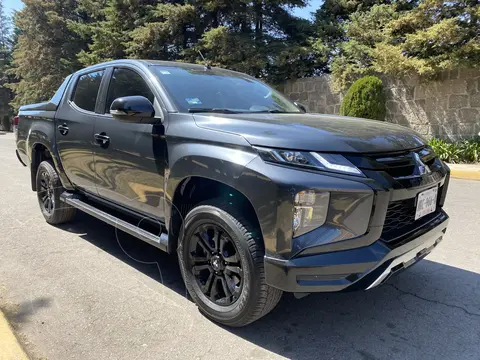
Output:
193,113,426,153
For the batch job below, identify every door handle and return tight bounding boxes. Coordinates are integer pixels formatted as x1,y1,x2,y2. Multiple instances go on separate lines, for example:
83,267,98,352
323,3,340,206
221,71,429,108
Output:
57,123,69,136
94,133,110,148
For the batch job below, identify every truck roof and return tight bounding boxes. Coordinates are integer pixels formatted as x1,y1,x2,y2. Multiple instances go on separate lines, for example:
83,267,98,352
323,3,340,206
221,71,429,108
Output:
78,59,223,74
76,59,253,81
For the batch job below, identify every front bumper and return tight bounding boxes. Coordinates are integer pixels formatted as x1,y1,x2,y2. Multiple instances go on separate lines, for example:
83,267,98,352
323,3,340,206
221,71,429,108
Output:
265,210,448,293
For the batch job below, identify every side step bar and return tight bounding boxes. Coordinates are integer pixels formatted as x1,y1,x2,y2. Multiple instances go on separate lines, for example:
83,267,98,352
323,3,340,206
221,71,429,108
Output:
61,193,168,252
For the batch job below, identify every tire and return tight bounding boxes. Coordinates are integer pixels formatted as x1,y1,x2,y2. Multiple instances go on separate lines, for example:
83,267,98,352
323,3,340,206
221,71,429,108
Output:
177,201,282,327
36,161,76,225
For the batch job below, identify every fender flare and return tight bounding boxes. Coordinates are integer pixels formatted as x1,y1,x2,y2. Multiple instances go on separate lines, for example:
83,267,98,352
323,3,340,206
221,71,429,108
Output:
164,143,258,228
27,126,73,191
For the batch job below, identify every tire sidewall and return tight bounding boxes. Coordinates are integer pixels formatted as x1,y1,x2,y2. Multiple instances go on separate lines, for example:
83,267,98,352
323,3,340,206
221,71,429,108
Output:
36,161,62,222
178,205,262,325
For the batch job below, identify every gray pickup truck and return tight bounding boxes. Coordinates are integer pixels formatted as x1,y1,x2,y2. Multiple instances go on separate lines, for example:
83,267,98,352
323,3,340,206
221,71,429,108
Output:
15,60,450,326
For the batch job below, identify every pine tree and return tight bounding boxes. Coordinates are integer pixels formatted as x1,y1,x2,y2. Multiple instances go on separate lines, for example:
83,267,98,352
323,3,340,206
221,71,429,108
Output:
125,3,196,60
76,0,157,66
192,0,322,82
77,0,321,83
329,0,480,89
0,0,12,130
8,0,91,108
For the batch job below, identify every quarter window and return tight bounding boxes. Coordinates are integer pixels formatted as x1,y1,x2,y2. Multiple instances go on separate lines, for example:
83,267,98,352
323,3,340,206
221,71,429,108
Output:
105,68,155,113
72,70,104,112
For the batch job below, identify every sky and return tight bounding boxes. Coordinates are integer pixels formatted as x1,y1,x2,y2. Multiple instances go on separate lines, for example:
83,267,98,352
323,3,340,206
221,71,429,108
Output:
4,0,322,19
3,0,22,17
293,0,322,19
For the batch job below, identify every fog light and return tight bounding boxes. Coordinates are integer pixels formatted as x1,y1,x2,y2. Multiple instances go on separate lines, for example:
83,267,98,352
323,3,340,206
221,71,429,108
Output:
293,190,330,237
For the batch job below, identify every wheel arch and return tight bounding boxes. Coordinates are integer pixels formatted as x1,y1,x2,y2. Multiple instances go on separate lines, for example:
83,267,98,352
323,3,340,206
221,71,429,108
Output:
27,131,72,192
30,142,55,191
167,175,263,255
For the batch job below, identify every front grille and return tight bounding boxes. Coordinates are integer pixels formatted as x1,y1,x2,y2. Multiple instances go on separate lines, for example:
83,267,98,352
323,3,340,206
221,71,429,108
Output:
372,152,435,178
345,147,437,179
381,187,443,243
344,146,449,246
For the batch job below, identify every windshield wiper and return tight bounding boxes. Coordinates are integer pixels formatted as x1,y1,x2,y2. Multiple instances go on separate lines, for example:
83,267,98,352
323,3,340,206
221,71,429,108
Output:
249,109,295,114
188,108,242,114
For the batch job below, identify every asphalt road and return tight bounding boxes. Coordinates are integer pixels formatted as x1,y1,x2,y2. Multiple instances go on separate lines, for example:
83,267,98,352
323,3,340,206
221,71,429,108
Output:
1,132,480,360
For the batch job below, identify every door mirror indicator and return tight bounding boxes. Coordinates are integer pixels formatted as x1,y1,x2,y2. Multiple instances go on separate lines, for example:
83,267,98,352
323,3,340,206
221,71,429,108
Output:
110,96,156,123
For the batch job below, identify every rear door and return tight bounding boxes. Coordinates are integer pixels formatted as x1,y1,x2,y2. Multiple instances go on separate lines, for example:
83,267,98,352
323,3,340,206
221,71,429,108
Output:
56,69,106,194
93,66,167,220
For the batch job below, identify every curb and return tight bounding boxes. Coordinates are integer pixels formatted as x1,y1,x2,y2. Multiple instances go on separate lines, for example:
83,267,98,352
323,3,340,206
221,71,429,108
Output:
0,311,29,360
448,164,480,181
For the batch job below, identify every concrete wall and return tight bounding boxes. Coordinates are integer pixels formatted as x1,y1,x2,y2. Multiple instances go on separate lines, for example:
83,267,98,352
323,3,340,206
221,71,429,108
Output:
280,68,480,139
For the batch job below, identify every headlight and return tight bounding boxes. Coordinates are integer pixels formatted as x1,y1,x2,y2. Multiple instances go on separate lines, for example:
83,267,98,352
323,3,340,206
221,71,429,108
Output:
255,147,364,176
293,190,330,237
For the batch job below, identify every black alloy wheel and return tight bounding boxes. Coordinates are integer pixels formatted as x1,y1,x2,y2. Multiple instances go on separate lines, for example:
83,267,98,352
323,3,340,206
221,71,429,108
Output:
187,223,243,306
178,202,283,327
35,161,76,224
38,170,55,215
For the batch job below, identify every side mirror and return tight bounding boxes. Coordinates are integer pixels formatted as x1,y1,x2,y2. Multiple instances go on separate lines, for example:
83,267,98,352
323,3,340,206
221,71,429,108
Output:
110,96,155,123
294,102,307,113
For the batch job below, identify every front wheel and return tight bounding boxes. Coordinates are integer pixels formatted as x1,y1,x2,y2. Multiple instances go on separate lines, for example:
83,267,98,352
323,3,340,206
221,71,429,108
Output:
36,161,76,225
178,202,282,327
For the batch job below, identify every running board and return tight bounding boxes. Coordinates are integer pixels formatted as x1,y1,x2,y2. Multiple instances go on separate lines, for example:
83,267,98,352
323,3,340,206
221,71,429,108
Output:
61,193,168,252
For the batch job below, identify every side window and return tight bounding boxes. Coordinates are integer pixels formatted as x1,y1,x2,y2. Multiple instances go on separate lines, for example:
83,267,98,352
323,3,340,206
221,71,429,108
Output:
71,70,104,112
105,68,155,113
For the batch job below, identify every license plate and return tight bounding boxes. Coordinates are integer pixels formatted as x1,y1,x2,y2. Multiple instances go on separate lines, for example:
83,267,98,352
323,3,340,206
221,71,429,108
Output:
415,187,438,220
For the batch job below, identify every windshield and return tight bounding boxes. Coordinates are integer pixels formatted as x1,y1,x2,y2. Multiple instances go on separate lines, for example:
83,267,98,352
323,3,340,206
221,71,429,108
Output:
152,65,301,114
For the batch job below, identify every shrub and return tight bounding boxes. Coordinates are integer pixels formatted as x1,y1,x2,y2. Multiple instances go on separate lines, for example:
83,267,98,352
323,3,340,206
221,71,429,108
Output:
340,75,386,121
428,138,480,164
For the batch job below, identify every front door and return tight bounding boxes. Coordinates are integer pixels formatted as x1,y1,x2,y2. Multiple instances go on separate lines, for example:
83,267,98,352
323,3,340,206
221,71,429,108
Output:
56,70,106,194
93,67,167,220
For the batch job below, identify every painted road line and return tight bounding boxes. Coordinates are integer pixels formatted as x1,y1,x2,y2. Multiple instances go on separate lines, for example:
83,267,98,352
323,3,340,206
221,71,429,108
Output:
0,311,29,360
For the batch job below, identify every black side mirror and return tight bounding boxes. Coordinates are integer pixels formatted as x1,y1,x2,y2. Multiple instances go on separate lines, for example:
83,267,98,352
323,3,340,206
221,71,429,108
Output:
110,96,155,123
294,102,307,113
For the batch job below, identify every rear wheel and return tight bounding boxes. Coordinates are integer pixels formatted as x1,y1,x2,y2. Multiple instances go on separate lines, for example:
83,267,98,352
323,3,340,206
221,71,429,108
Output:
178,201,282,327
36,161,76,224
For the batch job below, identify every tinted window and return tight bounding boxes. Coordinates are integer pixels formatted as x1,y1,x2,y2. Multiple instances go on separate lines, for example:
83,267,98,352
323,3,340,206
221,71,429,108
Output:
152,66,300,113
51,75,72,106
105,68,155,112
72,71,104,112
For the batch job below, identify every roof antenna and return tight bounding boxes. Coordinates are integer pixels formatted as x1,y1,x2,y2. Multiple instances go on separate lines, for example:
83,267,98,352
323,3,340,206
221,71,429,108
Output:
198,50,211,70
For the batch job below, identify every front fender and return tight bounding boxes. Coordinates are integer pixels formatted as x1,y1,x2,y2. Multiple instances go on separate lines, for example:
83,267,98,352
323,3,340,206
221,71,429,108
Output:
165,141,258,224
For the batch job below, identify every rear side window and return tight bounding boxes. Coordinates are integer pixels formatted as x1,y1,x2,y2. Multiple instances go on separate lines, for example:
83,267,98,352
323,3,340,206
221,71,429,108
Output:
105,68,154,113
72,70,104,112
51,75,72,106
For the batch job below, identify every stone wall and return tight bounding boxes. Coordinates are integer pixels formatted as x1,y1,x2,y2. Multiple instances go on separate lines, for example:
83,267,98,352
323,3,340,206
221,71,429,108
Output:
280,68,480,139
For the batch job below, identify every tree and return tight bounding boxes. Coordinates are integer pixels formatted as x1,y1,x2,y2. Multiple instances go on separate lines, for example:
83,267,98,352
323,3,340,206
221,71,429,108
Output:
330,4,398,89
125,3,196,61
330,0,480,89
8,0,92,109
76,0,321,83
312,0,401,71
193,0,326,82
380,0,479,75
0,0,12,130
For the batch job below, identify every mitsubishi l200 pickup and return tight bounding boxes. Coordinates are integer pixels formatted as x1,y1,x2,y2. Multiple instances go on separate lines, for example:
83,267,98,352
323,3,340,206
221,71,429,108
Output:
15,60,449,326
